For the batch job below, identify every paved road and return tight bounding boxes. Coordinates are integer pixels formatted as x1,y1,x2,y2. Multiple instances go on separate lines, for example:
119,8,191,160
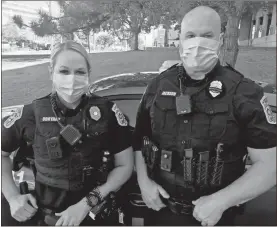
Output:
2,47,276,107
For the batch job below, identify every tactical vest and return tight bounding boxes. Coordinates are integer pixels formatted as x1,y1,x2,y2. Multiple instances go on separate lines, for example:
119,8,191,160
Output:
148,66,248,200
32,95,112,191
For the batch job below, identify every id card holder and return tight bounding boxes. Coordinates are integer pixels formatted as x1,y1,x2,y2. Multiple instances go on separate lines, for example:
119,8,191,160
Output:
176,94,192,115
46,137,63,159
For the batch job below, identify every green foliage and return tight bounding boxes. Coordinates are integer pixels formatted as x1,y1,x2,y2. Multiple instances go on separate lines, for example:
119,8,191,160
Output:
12,1,109,38
96,34,114,48
3,19,28,42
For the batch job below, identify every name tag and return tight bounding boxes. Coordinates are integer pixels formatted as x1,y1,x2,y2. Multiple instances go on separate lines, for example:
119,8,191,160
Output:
41,117,60,122
161,91,177,96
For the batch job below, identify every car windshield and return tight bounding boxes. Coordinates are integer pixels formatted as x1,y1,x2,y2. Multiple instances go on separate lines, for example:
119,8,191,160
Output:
90,72,158,92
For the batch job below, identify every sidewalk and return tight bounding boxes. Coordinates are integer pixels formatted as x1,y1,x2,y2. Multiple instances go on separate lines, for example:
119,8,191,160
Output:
2,49,126,58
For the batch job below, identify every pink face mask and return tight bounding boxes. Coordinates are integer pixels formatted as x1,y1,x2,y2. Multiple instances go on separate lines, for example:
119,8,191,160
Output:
180,37,220,77
53,73,89,103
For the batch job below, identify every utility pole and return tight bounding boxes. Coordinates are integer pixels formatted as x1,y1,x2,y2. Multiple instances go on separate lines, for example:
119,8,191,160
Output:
47,1,55,49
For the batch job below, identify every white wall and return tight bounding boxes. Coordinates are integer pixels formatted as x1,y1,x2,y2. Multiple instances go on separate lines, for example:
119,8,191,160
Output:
251,34,276,47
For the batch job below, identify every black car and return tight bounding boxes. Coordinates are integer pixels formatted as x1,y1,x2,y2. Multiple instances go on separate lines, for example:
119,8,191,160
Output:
2,61,276,225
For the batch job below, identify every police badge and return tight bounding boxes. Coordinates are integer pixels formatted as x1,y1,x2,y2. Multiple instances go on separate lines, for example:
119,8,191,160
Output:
208,80,224,98
90,106,101,121
112,104,128,126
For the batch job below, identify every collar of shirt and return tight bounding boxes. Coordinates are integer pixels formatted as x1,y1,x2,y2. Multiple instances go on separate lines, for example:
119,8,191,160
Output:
55,93,88,117
182,60,220,87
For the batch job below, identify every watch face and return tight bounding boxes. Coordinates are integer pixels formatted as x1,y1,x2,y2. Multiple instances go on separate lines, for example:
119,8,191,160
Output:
89,193,99,206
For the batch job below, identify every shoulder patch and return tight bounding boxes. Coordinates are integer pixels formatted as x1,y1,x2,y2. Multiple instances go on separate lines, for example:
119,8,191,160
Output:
3,105,24,128
260,95,276,125
112,104,128,126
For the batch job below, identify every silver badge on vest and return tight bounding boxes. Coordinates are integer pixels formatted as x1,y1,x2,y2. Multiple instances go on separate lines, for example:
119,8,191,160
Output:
89,106,101,121
208,80,224,98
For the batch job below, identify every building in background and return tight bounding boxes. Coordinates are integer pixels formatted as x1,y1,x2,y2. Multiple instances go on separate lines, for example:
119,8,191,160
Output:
168,27,179,47
239,3,276,47
2,1,61,45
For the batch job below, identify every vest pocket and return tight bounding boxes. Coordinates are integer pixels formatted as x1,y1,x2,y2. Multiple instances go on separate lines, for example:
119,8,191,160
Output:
151,97,177,134
192,103,228,139
36,122,61,138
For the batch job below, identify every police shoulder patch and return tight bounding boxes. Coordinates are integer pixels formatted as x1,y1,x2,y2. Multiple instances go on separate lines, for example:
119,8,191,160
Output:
112,104,128,127
260,95,276,125
3,105,24,129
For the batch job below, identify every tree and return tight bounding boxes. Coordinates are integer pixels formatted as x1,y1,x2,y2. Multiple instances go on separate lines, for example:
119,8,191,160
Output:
98,0,169,50
2,19,28,43
13,1,109,49
96,34,114,49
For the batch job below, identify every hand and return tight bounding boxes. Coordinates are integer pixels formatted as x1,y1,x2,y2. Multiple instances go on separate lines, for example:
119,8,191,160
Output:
55,199,90,226
139,178,170,211
9,194,38,222
192,194,228,226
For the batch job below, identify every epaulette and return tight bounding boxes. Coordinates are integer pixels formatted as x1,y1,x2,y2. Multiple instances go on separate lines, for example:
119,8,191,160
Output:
34,93,51,101
159,63,181,79
86,91,102,99
224,63,244,77
166,63,180,72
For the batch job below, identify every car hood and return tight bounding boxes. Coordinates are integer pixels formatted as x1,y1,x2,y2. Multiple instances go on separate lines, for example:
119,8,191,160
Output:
89,71,276,109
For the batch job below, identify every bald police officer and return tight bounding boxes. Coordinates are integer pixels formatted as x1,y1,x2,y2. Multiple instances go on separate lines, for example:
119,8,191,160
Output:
132,6,276,226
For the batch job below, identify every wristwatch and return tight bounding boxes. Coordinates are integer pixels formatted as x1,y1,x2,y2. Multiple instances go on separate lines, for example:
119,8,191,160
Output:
86,187,103,208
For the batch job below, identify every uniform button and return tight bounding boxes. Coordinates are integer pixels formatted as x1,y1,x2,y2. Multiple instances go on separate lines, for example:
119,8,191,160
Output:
78,140,83,144
163,154,168,159
183,120,188,123
87,134,90,137
182,141,186,144
164,165,168,169
95,132,98,135
103,157,108,162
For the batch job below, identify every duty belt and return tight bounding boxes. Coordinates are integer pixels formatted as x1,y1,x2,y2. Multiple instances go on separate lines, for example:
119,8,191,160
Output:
167,198,194,215
38,208,59,226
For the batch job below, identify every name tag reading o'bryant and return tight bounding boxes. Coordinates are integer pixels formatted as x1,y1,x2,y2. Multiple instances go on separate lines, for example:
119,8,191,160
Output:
260,95,276,124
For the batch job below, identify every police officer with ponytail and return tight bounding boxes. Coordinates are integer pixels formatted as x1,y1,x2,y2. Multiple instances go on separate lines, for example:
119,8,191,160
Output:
2,41,134,226
133,6,276,226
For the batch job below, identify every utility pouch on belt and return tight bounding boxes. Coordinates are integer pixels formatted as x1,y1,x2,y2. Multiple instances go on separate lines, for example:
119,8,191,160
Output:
60,124,82,146
160,150,172,172
142,137,159,177
196,151,210,187
182,148,195,188
98,151,112,184
46,137,63,159
210,143,224,187
82,165,95,183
